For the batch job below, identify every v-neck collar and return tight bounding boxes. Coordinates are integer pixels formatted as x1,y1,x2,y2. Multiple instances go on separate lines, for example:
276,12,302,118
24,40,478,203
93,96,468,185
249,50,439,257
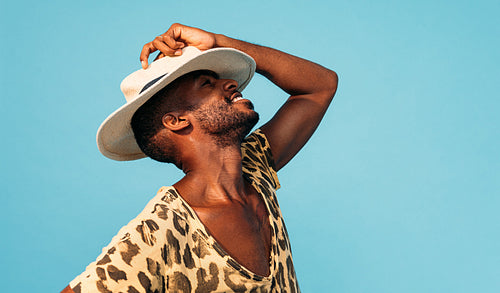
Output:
166,176,277,280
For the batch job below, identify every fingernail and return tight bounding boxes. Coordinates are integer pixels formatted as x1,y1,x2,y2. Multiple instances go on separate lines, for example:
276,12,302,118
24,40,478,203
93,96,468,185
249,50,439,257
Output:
141,61,147,68
174,50,182,56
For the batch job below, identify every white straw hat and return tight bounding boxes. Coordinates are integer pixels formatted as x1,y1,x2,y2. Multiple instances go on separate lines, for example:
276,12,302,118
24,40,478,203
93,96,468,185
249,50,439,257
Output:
96,46,256,161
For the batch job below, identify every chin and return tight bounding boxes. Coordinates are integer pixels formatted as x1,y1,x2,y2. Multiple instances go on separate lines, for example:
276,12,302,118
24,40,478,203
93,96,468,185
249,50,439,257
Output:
192,100,260,146
216,111,259,147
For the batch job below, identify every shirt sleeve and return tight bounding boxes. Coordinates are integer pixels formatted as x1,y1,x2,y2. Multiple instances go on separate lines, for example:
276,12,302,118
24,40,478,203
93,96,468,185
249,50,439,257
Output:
241,129,280,190
69,196,169,293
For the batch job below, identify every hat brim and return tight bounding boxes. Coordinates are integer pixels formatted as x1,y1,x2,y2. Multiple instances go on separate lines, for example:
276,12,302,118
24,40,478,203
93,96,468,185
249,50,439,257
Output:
97,48,256,161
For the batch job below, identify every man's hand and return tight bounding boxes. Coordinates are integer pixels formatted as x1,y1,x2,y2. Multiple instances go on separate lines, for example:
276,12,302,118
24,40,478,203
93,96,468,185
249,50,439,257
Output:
140,23,216,69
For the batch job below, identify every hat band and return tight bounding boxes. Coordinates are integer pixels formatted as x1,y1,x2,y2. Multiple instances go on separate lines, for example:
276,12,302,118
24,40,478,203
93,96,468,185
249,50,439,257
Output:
140,73,167,94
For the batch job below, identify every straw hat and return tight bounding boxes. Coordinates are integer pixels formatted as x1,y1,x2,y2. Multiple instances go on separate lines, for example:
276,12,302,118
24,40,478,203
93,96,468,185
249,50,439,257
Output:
96,46,256,161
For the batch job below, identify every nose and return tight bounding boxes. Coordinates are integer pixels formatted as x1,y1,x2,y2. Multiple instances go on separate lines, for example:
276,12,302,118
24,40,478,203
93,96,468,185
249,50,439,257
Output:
221,79,238,92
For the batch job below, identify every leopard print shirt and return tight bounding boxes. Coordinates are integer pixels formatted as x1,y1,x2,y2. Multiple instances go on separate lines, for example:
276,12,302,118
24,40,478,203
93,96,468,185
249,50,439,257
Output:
70,129,300,292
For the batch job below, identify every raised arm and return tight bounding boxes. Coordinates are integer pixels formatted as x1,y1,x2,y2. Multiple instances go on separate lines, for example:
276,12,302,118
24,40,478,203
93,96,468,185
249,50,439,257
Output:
214,35,338,171
141,24,338,171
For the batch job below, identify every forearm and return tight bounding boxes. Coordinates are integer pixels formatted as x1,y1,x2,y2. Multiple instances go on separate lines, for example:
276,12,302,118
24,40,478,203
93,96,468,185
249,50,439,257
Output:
215,33,338,170
214,34,338,97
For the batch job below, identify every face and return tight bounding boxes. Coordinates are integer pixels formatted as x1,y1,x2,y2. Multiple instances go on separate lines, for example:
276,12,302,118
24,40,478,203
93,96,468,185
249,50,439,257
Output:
172,70,259,146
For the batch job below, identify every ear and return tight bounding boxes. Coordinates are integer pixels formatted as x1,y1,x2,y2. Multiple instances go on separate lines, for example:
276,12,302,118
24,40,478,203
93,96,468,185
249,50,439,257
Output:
162,112,190,131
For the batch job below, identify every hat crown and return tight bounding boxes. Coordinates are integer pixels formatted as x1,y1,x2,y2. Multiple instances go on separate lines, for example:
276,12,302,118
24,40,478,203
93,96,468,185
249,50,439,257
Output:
120,47,202,103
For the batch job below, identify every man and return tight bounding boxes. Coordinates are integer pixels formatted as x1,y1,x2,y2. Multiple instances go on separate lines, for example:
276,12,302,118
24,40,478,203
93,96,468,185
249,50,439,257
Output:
62,23,337,293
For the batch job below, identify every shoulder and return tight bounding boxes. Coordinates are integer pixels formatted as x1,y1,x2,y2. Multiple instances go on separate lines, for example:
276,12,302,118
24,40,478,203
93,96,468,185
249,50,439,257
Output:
69,187,194,292
241,129,280,190
242,129,273,155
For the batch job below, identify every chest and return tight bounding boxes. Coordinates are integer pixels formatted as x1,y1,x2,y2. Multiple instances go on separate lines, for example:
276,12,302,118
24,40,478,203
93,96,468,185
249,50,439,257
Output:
194,195,272,277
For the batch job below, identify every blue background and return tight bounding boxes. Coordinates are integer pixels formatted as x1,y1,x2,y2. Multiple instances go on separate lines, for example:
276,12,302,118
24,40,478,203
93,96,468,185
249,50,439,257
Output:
2,0,499,292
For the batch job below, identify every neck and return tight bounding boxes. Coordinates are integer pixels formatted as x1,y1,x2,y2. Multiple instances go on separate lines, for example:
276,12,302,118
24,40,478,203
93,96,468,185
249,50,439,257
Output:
173,136,249,207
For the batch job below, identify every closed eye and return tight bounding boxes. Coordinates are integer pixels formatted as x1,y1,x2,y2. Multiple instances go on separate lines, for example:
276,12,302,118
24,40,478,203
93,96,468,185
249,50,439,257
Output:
201,77,214,87
196,71,219,88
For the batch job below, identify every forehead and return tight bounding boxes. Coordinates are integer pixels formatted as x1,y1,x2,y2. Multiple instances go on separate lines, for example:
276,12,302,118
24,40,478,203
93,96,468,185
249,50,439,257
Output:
176,70,219,86
161,70,218,97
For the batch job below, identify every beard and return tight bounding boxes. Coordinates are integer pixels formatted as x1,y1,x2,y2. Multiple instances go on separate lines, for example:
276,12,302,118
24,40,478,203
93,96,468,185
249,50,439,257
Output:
192,98,259,147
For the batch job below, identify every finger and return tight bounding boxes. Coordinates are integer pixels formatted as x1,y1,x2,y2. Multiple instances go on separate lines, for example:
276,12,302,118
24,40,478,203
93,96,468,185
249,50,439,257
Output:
140,42,157,69
154,52,165,61
160,33,185,50
152,36,179,56
168,23,185,43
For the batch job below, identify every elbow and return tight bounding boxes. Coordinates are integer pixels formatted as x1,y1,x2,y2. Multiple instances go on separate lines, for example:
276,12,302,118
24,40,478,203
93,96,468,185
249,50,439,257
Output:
323,70,339,99
329,70,339,93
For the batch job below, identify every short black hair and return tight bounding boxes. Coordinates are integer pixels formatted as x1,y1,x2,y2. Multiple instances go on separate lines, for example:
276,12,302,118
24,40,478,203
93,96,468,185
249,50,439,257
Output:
130,70,211,165
131,88,177,164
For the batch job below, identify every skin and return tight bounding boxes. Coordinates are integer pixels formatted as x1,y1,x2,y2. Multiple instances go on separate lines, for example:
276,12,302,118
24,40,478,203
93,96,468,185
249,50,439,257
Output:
62,23,337,292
